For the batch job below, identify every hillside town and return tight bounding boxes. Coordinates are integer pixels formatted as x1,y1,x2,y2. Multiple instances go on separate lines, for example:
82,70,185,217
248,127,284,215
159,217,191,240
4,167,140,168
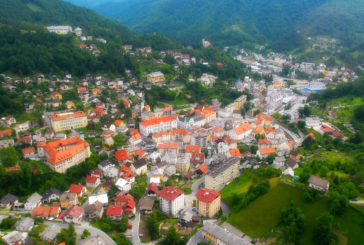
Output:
0,25,357,245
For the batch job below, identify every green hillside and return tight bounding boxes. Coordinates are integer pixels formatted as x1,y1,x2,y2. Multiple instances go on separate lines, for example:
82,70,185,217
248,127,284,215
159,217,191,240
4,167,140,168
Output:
66,0,364,51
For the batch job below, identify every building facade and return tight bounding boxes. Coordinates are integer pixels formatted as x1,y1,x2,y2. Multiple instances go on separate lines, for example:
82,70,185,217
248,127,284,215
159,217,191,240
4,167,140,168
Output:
50,111,88,132
139,116,177,136
159,186,184,217
196,188,221,218
205,157,240,191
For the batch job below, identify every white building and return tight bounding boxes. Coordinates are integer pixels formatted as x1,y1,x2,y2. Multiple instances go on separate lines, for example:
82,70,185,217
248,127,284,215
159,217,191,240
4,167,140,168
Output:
159,186,184,217
46,26,72,34
139,116,177,136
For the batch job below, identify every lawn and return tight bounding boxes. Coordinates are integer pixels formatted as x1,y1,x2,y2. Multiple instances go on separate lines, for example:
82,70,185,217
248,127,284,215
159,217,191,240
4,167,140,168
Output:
227,181,364,245
220,173,252,204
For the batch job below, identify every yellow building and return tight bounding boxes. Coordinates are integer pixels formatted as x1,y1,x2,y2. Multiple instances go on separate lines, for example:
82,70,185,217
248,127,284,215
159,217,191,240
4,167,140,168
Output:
50,111,87,132
147,71,165,83
176,157,191,175
202,221,246,245
51,92,62,100
234,95,247,110
204,157,240,191
195,188,221,218
66,101,75,109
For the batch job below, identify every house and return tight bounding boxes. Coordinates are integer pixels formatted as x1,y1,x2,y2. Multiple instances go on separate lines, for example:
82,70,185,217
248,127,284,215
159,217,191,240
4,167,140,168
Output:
84,201,103,221
115,150,129,163
0,129,12,138
50,111,88,132
60,192,78,209
131,159,148,175
31,206,60,219
138,197,154,215
257,147,276,158
230,123,252,141
24,192,42,210
286,158,298,169
59,205,83,224
106,205,123,221
147,183,158,197
129,133,142,145
42,188,61,204
103,166,119,178
201,221,250,245
69,184,87,197
159,186,184,217
2,231,31,245
88,188,108,206
196,188,221,218
0,194,18,210
308,175,330,193
41,224,61,242
86,176,100,189
205,157,240,191
15,217,34,232
98,160,114,171
147,71,165,83
115,178,132,193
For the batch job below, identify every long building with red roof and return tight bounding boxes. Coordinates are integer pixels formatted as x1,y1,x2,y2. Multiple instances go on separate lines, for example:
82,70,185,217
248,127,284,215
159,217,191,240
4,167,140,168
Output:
50,111,87,132
139,116,177,136
40,135,90,173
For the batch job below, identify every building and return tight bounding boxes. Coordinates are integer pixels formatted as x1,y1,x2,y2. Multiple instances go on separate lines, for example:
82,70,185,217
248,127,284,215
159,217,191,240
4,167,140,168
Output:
195,188,221,218
46,25,72,34
308,175,330,193
0,194,18,210
50,111,87,132
147,72,165,83
139,116,177,136
201,221,251,245
24,192,42,210
159,186,184,217
205,157,240,191
42,135,90,173
15,217,34,232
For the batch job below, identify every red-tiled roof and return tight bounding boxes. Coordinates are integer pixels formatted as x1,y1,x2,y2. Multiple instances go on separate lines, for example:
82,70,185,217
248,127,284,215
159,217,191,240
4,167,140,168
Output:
44,135,89,165
195,188,220,203
69,184,84,194
135,149,146,158
234,122,252,135
0,129,11,136
106,205,123,216
115,149,128,161
169,128,188,136
59,205,83,219
147,183,158,194
32,206,60,217
50,111,86,121
259,147,276,155
199,163,207,174
159,186,184,201
140,116,176,127
22,147,35,155
258,138,271,145
157,142,179,149
305,133,316,139
185,145,201,153
85,176,98,184
229,148,241,157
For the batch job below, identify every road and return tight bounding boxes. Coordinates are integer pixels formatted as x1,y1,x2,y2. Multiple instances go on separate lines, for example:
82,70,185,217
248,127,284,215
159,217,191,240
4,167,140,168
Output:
44,221,117,245
279,124,304,146
131,209,141,245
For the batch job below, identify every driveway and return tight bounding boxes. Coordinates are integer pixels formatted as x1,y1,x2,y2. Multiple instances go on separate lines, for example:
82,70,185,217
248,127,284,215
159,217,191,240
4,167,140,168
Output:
44,220,116,245
131,209,141,245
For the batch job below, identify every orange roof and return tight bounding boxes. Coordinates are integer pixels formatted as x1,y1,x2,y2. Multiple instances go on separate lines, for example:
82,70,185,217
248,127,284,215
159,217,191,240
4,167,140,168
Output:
0,129,12,136
211,127,223,133
140,116,176,127
216,62,223,66
77,87,87,92
124,100,130,107
306,133,315,139
50,111,86,121
115,149,128,161
36,98,43,103
229,148,241,157
162,106,173,111
202,109,216,119
254,119,262,125
259,147,276,155
153,131,169,138
32,206,59,217
199,163,207,174
157,142,179,149
22,147,35,155
265,127,275,135
169,128,188,136
253,126,264,134
131,133,141,141
37,142,46,147
185,145,201,153
234,122,252,135
44,135,89,165
135,149,146,157
130,129,139,135
144,105,150,110
92,88,101,94
258,138,271,145
114,120,124,126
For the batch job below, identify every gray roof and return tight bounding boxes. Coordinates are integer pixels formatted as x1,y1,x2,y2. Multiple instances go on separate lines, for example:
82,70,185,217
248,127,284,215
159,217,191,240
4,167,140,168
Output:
202,221,252,245
16,217,34,232
41,224,61,241
80,235,106,245
0,193,18,205
42,188,61,200
26,192,42,204
308,175,329,188
207,157,240,178
138,197,154,210
132,159,147,169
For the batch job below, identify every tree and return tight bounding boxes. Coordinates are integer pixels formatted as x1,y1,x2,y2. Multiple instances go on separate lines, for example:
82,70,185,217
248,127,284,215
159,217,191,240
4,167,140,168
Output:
328,191,348,215
147,212,160,240
278,203,305,243
81,229,90,239
0,147,19,167
297,120,306,130
57,223,76,245
160,226,185,245
312,213,336,245
299,105,311,118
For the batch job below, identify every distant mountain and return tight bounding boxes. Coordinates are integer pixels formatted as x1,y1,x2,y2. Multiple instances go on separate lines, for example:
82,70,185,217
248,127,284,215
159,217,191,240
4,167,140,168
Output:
65,0,364,50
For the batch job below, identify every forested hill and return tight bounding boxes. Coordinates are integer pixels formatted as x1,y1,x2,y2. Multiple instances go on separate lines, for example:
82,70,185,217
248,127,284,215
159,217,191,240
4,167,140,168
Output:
0,0,135,41
65,0,364,50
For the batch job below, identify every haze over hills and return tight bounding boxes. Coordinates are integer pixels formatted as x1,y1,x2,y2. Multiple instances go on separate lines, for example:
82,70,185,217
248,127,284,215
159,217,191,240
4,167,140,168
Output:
65,0,364,50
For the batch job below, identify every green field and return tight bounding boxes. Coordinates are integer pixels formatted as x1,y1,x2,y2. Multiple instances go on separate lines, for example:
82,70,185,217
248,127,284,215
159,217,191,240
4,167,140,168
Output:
220,173,252,204
226,179,364,245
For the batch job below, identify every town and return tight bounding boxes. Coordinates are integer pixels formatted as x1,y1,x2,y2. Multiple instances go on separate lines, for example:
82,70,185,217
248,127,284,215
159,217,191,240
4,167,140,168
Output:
0,24,363,245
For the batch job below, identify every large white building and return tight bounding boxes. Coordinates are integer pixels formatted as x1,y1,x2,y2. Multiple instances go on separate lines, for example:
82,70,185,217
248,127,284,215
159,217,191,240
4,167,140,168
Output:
139,116,177,136
159,186,184,217
50,111,88,132
46,26,72,34
39,135,90,173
